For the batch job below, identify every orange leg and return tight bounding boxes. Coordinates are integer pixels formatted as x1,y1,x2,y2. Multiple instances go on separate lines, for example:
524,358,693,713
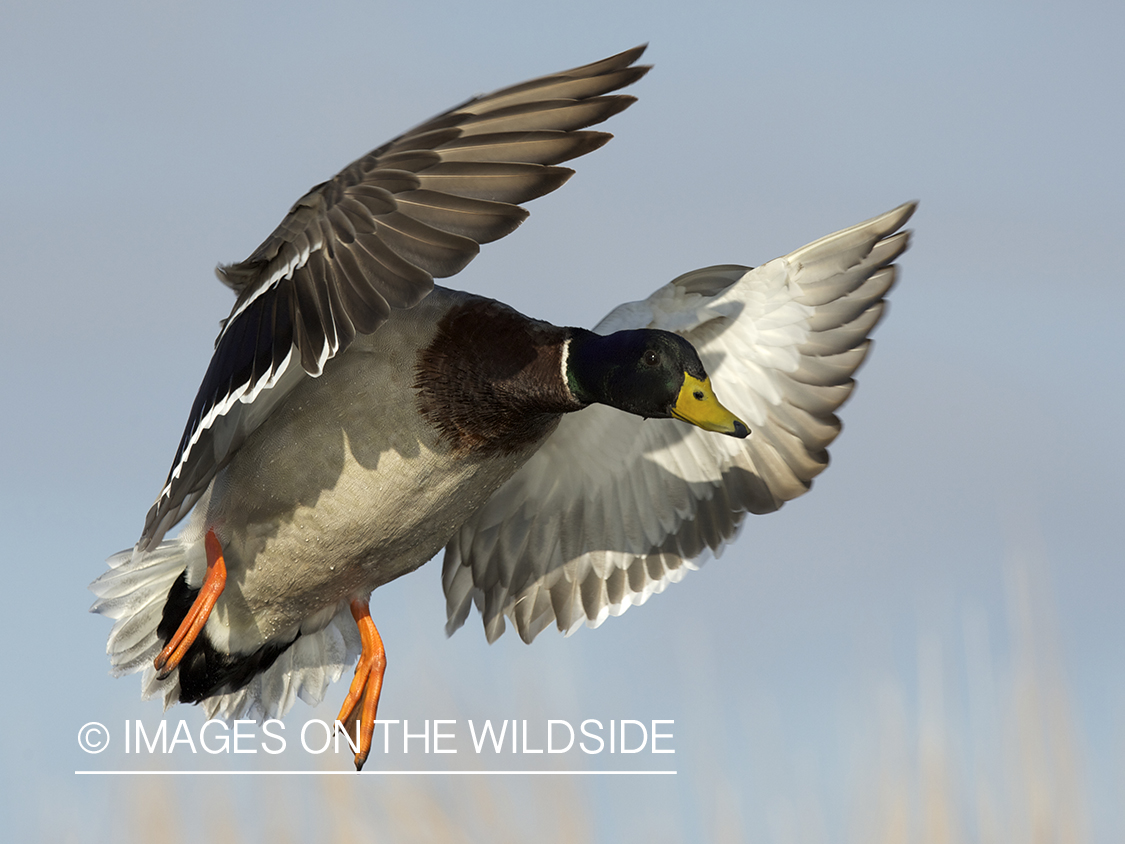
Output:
335,597,387,771
154,528,227,679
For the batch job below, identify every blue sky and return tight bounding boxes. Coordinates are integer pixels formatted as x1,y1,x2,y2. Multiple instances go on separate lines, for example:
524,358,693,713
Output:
2,1,1122,840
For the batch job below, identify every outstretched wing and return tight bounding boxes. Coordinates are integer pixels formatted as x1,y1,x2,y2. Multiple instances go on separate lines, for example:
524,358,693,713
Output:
139,47,650,550
443,202,916,643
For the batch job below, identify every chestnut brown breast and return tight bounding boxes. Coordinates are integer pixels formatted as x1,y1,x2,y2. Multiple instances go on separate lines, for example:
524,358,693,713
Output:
415,297,584,456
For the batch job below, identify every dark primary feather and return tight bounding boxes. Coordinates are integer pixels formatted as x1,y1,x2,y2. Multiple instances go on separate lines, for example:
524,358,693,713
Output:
139,46,650,550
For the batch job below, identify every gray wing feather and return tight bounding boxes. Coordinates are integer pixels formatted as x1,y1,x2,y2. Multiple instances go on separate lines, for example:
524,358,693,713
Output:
140,47,649,549
443,202,916,643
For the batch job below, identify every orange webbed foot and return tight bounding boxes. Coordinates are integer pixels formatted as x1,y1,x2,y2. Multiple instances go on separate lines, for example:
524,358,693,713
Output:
154,528,227,679
335,597,387,771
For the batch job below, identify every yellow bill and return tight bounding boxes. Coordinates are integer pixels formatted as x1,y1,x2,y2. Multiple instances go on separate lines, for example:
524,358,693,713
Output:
670,374,749,438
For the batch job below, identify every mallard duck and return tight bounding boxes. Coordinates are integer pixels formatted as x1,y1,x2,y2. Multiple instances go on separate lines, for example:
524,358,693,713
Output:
91,45,914,771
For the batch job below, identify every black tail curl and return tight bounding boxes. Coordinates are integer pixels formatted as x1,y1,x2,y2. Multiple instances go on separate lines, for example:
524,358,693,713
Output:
157,572,298,703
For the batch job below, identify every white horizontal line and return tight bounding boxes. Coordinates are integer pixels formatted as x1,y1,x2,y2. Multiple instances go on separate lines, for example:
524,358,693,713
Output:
76,770,676,776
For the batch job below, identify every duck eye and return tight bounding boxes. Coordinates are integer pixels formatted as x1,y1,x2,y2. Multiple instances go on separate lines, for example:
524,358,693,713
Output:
693,390,705,401
643,350,659,366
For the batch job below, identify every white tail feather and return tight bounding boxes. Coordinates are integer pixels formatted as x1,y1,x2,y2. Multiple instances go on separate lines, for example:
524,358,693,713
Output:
90,540,362,720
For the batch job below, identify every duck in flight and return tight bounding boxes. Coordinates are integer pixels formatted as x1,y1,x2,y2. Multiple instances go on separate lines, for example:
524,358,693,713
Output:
91,45,914,770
